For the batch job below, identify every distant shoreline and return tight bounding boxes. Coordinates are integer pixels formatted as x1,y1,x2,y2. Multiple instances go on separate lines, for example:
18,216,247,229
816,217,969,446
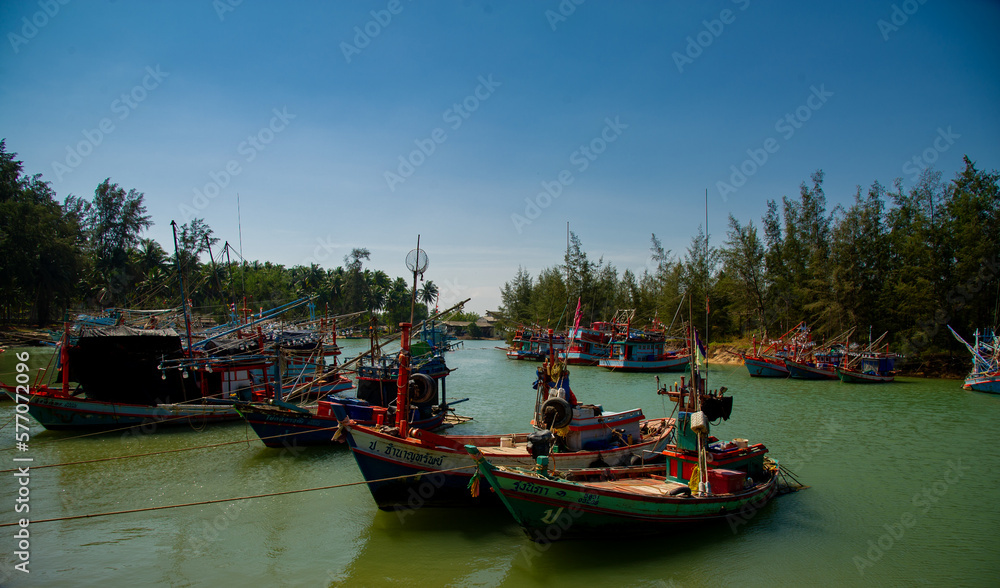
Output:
705,345,967,380
1,334,968,381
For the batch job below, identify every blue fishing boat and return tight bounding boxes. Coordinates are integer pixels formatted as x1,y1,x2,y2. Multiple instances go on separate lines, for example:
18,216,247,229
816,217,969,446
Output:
597,311,689,373
465,327,799,540
785,334,849,380
948,326,1000,394
506,326,566,361
836,333,898,384
331,323,674,510
742,323,810,378
237,357,458,448
565,321,612,366
238,312,469,448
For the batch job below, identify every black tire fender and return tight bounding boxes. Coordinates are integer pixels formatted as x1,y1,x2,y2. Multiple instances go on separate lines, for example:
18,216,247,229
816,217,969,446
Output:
408,373,437,404
540,397,572,428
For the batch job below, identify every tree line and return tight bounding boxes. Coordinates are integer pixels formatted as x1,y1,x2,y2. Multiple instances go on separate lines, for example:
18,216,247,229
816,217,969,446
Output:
0,140,441,327
499,158,999,357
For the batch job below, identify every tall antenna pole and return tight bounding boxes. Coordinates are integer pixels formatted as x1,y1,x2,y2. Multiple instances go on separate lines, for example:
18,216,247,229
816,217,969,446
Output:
237,193,246,297
409,235,420,325
566,221,571,331
704,188,709,383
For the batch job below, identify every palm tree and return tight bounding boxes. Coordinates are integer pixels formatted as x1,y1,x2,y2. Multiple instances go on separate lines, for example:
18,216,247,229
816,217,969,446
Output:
419,280,439,310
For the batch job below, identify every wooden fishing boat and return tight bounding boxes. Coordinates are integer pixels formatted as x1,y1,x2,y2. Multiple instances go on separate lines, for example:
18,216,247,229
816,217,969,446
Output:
6,325,275,430
6,390,247,430
467,446,777,539
506,326,566,361
331,323,674,509
7,307,351,430
565,322,612,366
468,328,786,540
236,395,449,448
948,326,1000,394
784,329,851,380
963,372,1000,394
836,352,897,383
743,322,813,378
835,331,898,384
237,303,474,448
333,405,673,509
238,361,457,448
597,311,689,373
785,349,846,380
784,358,836,380
744,355,789,377
599,343,689,372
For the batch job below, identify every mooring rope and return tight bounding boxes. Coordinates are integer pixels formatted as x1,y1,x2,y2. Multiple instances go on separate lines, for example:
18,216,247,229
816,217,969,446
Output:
0,465,477,527
0,423,344,473
0,414,209,450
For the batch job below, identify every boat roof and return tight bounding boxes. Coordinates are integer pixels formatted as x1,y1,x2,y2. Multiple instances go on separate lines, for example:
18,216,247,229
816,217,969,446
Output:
79,325,180,338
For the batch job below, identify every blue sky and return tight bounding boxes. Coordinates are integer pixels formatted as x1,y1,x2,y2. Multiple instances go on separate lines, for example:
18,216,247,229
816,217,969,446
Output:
2,0,998,314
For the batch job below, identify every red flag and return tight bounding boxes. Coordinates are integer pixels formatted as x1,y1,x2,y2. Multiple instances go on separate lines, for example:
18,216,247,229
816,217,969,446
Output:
573,298,582,333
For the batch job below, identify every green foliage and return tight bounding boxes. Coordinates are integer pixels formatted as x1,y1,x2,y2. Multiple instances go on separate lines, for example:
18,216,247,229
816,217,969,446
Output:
0,140,86,323
3,133,997,362
498,161,1000,361
0,140,437,328
449,310,481,322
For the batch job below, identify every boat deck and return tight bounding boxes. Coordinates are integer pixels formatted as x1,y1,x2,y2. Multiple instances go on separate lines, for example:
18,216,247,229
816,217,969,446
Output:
482,444,530,455
582,478,689,496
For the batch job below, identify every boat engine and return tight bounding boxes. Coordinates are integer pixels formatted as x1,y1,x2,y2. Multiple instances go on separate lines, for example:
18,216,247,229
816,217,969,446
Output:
527,429,554,458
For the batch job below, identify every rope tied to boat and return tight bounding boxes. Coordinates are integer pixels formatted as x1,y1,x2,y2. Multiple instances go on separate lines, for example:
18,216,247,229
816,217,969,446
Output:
0,464,478,528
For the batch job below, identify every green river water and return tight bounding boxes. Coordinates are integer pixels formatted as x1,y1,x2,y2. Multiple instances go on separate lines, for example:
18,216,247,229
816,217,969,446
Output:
1,340,998,587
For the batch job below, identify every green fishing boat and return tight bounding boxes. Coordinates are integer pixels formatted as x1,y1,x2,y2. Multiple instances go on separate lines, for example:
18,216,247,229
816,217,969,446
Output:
467,328,797,541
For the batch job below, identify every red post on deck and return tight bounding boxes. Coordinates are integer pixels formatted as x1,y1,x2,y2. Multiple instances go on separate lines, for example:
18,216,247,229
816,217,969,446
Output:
396,322,412,434
547,328,554,364
61,322,70,395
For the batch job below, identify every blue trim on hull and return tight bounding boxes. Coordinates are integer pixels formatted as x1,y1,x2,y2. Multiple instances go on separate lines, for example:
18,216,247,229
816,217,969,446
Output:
348,449,487,509
785,361,836,380
745,362,789,378
965,376,1000,394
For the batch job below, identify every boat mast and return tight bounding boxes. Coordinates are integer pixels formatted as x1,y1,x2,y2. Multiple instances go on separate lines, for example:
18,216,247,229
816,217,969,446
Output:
398,236,427,434
566,221,571,334
409,235,421,325
170,220,194,353
704,187,709,388
688,292,709,495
